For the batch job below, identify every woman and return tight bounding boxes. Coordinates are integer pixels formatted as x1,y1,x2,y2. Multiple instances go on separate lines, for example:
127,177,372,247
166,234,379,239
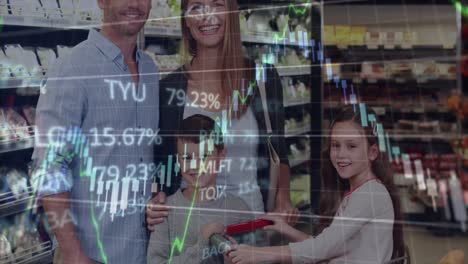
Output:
157,0,297,220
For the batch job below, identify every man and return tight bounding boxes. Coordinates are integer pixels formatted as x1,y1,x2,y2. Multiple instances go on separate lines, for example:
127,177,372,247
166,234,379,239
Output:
32,1,167,263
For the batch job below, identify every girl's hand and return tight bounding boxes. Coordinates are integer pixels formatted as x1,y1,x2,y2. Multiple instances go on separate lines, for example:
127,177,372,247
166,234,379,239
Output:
261,213,293,235
227,245,271,264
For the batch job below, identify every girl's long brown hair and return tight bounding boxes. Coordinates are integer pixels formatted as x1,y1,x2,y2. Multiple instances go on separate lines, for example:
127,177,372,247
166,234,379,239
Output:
317,106,405,260
180,0,253,115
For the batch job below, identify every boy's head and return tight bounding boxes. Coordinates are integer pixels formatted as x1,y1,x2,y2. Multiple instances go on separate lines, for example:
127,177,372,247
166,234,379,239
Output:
176,115,225,189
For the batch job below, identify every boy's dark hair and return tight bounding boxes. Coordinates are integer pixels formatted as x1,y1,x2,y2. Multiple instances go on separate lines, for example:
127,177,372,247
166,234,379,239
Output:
176,114,224,151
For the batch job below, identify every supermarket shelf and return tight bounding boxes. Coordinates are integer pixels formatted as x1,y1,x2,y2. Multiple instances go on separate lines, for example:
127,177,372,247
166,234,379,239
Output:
289,154,310,168
324,103,451,114
286,125,311,138
1,14,98,30
144,26,313,47
0,190,35,218
0,77,42,90
0,241,53,264
144,26,181,38
325,78,456,89
284,99,311,108
389,130,461,141
241,33,313,47
276,66,311,76
0,138,35,154
325,45,457,62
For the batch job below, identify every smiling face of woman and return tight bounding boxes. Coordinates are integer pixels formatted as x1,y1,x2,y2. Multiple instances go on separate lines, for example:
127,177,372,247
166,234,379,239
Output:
184,0,227,51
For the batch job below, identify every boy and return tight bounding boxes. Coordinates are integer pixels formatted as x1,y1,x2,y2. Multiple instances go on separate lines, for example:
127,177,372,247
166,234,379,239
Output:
147,114,253,264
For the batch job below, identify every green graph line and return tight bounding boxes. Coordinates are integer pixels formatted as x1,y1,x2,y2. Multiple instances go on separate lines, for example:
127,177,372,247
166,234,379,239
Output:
167,169,201,263
287,1,311,16
234,81,256,105
451,0,468,17
90,191,108,264
270,1,311,43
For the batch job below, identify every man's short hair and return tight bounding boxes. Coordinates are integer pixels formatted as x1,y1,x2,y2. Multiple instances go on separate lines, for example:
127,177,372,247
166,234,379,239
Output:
176,114,224,151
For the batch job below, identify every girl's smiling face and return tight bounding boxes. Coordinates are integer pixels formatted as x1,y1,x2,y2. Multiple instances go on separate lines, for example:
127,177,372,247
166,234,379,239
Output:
329,121,378,187
185,0,227,50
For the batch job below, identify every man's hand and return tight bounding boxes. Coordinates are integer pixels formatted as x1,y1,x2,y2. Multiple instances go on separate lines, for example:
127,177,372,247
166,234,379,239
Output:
146,192,170,231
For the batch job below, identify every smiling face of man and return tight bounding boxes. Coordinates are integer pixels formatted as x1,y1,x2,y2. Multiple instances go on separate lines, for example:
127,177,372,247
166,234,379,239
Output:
98,0,152,37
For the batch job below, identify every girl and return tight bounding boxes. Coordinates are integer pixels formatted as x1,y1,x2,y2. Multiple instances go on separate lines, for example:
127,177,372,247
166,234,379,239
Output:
156,0,297,221
226,106,405,264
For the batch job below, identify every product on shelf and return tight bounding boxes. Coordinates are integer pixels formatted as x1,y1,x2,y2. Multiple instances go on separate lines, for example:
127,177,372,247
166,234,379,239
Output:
76,0,101,21
395,119,455,134
244,45,311,68
412,61,439,80
401,32,418,49
0,108,32,143
285,113,311,134
0,167,29,207
290,174,310,207
239,12,248,34
0,234,12,258
275,14,290,35
349,26,367,46
3,44,42,80
145,47,182,73
387,62,413,79
12,231,43,262
0,49,12,80
41,0,61,19
334,25,351,47
22,106,36,127
8,0,44,17
58,0,77,16
0,213,46,263
288,139,310,161
246,11,271,35
148,0,181,30
5,169,29,200
360,62,385,79
0,0,8,15
354,61,457,81
281,48,304,66
282,77,310,103
324,25,335,46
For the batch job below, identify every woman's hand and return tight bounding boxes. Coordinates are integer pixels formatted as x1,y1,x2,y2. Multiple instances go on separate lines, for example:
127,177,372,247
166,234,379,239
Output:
272,194,300,226
261,213,293,235
262,213,310,242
